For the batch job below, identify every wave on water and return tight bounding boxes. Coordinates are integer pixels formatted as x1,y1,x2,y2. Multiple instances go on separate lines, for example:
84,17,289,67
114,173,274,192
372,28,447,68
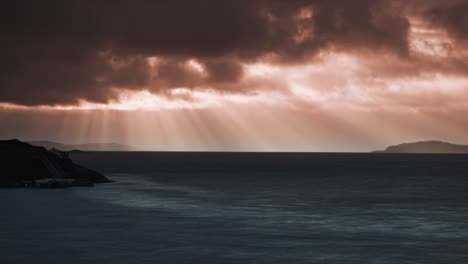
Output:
74,173,468,240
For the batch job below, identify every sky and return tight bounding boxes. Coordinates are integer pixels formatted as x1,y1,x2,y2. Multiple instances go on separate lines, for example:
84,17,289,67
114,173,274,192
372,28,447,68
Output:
1,0,468,151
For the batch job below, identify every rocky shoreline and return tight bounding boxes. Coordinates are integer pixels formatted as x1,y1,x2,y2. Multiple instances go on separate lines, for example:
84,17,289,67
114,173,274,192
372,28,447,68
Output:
0,139,110,188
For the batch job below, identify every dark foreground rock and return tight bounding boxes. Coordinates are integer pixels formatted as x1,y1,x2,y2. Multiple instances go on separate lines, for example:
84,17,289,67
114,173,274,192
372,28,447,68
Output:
0,139,110,188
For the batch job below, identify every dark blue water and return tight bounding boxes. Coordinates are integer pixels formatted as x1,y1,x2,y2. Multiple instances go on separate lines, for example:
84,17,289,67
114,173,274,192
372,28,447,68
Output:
2,153,468,263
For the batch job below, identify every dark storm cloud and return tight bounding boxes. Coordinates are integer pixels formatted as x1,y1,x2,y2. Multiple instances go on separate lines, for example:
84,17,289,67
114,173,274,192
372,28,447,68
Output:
146,58,245,94
0,0,461,106
424,1,468,41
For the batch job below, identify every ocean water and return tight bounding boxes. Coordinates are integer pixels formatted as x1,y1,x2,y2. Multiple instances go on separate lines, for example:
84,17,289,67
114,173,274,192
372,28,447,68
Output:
1,152,468,264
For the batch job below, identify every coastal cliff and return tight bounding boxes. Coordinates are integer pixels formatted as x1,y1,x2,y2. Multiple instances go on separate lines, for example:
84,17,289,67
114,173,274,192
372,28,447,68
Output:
0,139,110,188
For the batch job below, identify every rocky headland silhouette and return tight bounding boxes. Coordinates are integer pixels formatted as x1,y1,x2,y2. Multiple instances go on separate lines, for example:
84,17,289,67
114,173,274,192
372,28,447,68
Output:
0,139,110,188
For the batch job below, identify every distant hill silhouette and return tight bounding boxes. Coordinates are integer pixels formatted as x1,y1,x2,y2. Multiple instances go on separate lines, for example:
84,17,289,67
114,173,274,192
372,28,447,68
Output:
28,141,141,151
375,141,468,154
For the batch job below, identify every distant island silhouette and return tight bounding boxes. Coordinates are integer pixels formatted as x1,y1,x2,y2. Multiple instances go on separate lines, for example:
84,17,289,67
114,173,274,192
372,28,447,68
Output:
375,141,468,154
0,139,110,188
28,141,141,151
28,140,468,153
